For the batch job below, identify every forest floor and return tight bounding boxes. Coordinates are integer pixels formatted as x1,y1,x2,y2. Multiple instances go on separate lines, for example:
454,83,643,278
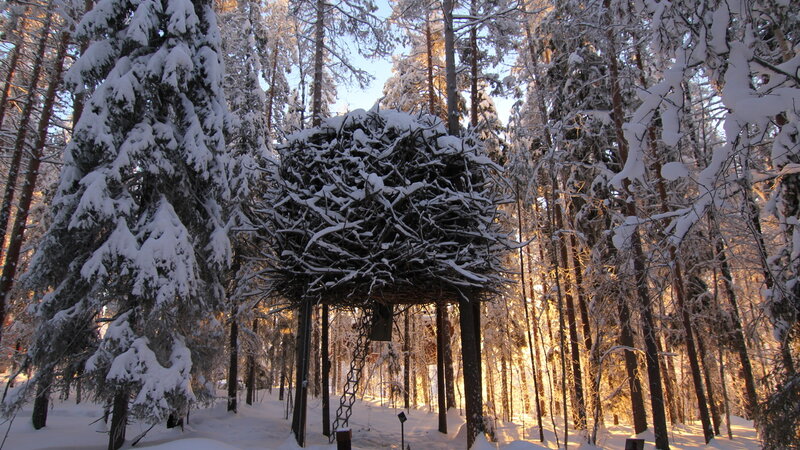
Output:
0,389,761,449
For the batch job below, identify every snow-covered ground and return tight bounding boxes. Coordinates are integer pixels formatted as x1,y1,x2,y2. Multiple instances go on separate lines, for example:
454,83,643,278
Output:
0,390,761,449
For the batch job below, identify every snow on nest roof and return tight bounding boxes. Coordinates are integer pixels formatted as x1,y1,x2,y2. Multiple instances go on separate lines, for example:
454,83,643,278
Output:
251,108,513,306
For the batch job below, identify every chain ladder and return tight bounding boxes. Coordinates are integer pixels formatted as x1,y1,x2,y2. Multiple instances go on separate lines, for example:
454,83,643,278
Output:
330,307,374,443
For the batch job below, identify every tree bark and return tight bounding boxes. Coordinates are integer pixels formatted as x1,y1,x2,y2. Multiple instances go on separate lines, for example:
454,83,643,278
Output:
442,0,458,135
71,0,94,130
712,218,759,417
108,389,128,450
443,307,456,409
500,350,510,422
291,300,313,446
321,304,331,436
436,303,447,433
0,4,54,274
718,348,734,439
0,26,68,347
228,311,239,412
32,373,51,429
266,41,280,133
554,199,587,429
604,7,669,443
696,332,721,436
0,15,26,133
310,0,325,127
649,158,714,441
459,296,484,448
246,319,258,405
618,292,649,433
469,0,479,128
425,15,437,118
545,188,569,447
279,330,288,401
403,308,410,410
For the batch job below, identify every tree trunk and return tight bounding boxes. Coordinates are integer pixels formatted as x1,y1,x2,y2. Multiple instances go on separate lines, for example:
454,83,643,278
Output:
469,0,479,128
71,0,94,130
266,318,276,394
696,332,721,435
459,296,484,448
711,218,759,417
718,348,734,439
443,307,456,409
279,330,288,401
322,304,331,436
312,308,320,398
659,337,682,423
436,303,447,434
650,161,714,442
442,0,458,135
32,373,51,429
0,26,68,346
517,192,545,440
403,308,410,410
291,299,313,446
0,5,54,273
617,291,649,433
246,319,258,405
568,229,599,423
425,14,437,118
523,262,546,440
266,41,279,133
310,0,325,127
228,312,239,412
500,350,510,422
108,389,128,450
555,200,587,429
604,7,669,443
545,188,569,447
0,15,26,132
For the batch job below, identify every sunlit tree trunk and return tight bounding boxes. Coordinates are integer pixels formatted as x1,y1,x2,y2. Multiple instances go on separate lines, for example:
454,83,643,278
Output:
517,200,545,439
604,9,670,444
711,216,759,417
0,10,28,134
554,198,587,430
0,4,54,292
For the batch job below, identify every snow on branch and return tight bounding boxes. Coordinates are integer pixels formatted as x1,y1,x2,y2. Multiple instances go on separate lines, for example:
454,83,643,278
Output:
250,108,514,305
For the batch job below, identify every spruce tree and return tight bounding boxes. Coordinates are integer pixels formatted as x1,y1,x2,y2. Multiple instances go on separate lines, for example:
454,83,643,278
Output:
17,0,232,447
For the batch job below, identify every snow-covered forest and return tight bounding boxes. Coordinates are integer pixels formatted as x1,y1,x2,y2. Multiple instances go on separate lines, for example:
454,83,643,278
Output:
0,0,797,448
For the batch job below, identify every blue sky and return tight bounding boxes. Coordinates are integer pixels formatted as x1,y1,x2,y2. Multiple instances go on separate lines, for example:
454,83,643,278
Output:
328,0,516,124
332,55,516,124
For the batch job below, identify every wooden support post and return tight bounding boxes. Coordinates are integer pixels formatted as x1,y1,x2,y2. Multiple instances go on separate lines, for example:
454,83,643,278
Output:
436,303,447,434
291,299,313,446
459,297,484,448
336,429,352,450
322,304,331,436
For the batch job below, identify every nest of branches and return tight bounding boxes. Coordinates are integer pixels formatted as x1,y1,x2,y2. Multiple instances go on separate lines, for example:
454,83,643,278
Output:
252,108,513,307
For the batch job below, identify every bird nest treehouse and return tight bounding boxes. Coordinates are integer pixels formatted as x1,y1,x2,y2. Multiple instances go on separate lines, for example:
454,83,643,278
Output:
251,108,512,447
